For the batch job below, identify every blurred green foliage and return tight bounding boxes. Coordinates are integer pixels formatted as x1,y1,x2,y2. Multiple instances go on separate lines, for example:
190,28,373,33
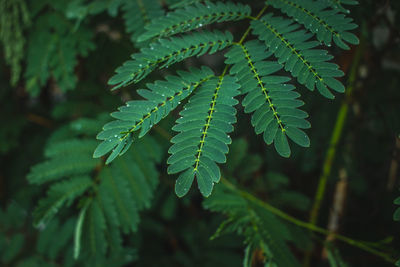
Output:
0,0,399,266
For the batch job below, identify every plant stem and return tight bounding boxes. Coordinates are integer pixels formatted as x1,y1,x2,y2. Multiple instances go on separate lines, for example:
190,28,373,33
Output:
308,41,364,225
238,5,268,45
220,177,396,264
304,39,364,266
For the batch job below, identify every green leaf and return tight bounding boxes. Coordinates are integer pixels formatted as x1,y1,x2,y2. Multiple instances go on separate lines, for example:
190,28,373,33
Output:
168,75,240,197
96,66,214,164
108,30,233,89
122,0,164,43
285,126,310,147
274,130,291,158
269,0,359,49
225,40,310,157
251,14,345,98
175,169,195,197
33,176,92,227
138,1,251,41
74,200,90,260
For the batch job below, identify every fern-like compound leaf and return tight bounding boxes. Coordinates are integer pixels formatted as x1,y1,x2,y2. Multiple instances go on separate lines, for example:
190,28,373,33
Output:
29,117,161,259
122,0,164,43
25,12,94,96
33,176,92,227
169,0,202,9
0,0,30,86
28,153,100,184
95,66,214,164
225,40,310,157
99,167,139,233
109,30,232,90
138,1,251,42
269,0,359,49
203,184,301,267
251,14,345,99
167,75,240,197
81,199,107,258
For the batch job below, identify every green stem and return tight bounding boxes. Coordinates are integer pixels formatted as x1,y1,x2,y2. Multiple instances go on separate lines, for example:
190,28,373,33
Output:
220,178,396,264
237,5,268,45
308,40,364,226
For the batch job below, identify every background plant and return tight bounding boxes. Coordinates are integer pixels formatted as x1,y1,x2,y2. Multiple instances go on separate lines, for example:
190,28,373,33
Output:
0,0,400,266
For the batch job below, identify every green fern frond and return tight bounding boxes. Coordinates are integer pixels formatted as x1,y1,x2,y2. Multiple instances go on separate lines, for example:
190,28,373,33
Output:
251,14,345,99
95,66,214,164
25,12,94,96
122,0,163,43
29,117,161,259
167,75,240,197
37,218,75,260
138,1,251,42
269,0,359,49
0,0,30,86
204,184,300,266
27,153,100,184
33,176,92,227
82,199,107,257
226,40,310,157
169,0,203,9
253,206,299,266
45,139,98,158
108,30,233,89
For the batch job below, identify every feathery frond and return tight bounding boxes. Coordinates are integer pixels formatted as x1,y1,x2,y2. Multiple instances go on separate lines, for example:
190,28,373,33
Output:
122,0,164,43
269,0,359,49
138,1,251,42
225,40,310,157
28,117,161,259
25,12,94,96
33,176,92,227
204,184,301,266
169,0,204,9
94,66,214,164
28,139,100,184
0,0,30,85
108,30,233,89
167,75,240,197
251,14,345,99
